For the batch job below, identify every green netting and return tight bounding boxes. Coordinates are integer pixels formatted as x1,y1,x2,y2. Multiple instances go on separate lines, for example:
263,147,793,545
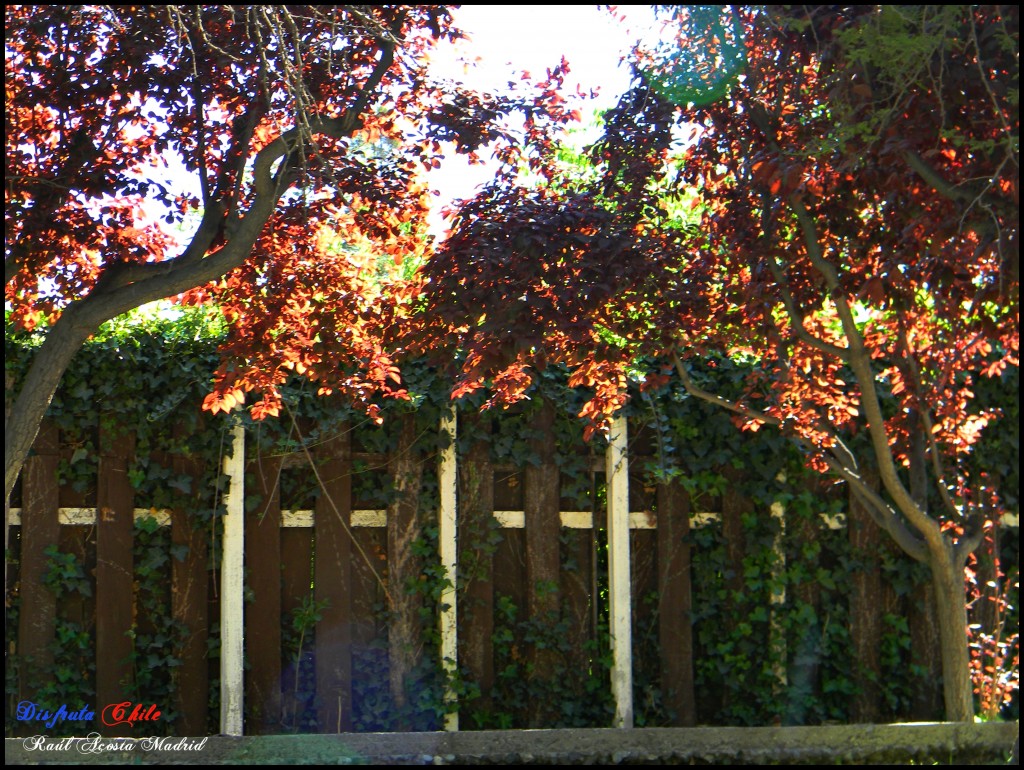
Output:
641,5,746,107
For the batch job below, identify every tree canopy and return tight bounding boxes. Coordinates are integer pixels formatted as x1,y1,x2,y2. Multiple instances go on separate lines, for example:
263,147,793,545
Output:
4,4,579,500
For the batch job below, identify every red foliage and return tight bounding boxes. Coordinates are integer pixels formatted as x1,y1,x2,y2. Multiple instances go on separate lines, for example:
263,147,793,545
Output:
422,6,1018,492
6,5,583,428
414,8,1017,718
668,6,1018,496
417,181,692,437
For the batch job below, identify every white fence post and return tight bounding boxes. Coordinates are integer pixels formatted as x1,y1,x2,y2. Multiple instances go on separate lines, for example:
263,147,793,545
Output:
606,413,633,728
220,421,245,736
439,408,459,731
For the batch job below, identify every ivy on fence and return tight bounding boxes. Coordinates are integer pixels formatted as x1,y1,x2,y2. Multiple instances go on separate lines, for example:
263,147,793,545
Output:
4,310,1019,735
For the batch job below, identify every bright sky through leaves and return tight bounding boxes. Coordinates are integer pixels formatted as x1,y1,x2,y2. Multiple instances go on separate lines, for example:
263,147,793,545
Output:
425,5,658,227
131,6,659,239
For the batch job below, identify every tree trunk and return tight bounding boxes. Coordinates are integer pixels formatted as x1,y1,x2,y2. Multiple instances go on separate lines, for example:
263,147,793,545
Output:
909,576,944,720
5,158,283,510
5,310,97,506
6,310,107,634
928,540,974,722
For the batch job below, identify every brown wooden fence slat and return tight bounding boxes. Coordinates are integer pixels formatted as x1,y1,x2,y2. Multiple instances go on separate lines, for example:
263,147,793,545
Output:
523,401,560,726
559,458,596,683
721,467,747,599
492,463,526,639
848,467,883,722
17,422,60,710
169,425,209,736
657,479,695,726
170,491,208,734
386,414,425,727
246,455,283,733
351,525,386,726
718,465,748,718
629,467,657,722
789,482,824,725
458,413,495,713
631,521,657,708
95,423,135,736
561,526,594,690
280,524,313,731
315,426,354,732
909,579,944,720
54,435,93,649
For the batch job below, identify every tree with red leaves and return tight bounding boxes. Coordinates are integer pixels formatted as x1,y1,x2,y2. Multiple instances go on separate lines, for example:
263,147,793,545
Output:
422,5,1018,722
4,5,580,514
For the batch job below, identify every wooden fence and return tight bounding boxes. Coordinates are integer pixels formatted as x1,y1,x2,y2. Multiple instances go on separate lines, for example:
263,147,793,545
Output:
6,408,1017,736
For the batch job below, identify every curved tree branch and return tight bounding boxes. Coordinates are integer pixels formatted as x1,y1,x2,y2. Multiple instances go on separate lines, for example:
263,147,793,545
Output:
672,346,929,561
903,150,974,204
252,35,397,196
763,249,849,358
5,14,403,504
822,452,929,562
786,193,945,553
671,349,781,428
893,320,964,523
757,190,848,359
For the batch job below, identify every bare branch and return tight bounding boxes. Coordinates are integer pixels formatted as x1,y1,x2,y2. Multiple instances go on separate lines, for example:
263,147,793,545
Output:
252,29,398,196
893,320,963,522
827,457,929,562
763,250,849,359
671,349,780,428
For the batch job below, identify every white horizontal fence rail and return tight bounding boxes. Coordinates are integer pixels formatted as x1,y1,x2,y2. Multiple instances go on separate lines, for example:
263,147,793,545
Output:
7,508,891,530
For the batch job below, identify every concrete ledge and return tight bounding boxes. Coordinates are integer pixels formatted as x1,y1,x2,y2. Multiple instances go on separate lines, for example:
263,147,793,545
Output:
4,722,1018,765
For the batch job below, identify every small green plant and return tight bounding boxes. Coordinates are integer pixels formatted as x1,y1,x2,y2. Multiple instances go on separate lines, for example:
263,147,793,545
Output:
280,594,329,732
